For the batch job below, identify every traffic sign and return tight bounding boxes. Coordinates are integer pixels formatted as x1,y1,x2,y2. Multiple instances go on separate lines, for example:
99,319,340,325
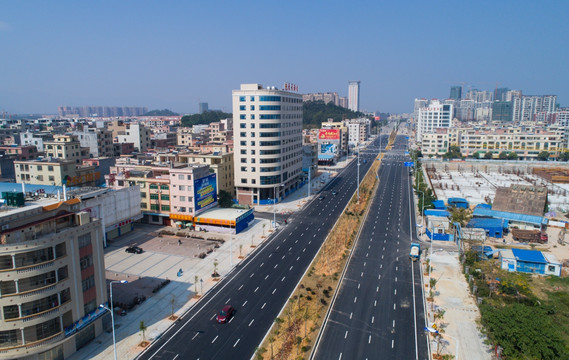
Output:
404,162,414,167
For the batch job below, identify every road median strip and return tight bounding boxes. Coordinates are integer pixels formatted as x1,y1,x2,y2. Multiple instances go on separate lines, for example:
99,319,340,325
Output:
254,133,396,360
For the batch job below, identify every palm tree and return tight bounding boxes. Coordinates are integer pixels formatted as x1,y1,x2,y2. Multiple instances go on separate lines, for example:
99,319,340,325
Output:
139,321,147,342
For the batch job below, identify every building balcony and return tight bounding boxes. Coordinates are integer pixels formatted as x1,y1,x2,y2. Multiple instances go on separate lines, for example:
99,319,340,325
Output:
0,331,64,355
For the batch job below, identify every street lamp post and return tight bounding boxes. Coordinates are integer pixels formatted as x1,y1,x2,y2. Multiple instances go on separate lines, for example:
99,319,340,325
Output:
229,222,233,267
273,184,283,229
416,190,425,228
100,280,128,360
357,145,360,203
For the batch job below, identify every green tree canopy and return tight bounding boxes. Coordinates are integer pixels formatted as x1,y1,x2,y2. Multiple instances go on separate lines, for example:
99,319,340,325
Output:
443,145,462,159
472,152,480,159
498,151,508,159
537,151,550,161
560,152,569,162
143,109,179,116
484,151,493,159
181,110,232,127
507,151,518,160
218,190,233,208
302,101,366,129
480,303,567,359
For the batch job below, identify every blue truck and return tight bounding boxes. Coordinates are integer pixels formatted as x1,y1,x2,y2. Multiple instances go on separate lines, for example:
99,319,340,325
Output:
410,243,420,261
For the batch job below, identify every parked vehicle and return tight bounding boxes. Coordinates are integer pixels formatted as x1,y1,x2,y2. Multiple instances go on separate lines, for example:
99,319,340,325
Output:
409,243,420,261
511,228,548,244
216,305,235,323
125,246,143,254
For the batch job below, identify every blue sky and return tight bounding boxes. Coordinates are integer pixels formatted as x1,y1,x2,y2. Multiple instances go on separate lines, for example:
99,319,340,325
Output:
1,1,567,114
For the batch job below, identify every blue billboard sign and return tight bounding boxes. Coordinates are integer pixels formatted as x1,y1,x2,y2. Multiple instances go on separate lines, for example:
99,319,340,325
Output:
194,173,217,214
404,162,414,167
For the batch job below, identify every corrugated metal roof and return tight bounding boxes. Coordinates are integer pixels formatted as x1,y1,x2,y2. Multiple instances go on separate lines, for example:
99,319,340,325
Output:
512,249,547,264
448,197,468,203
424,209,450,217
467,217,507,229
473,207,547,226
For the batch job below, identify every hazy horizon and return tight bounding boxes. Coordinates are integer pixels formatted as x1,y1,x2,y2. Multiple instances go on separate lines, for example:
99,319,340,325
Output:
1,1,568,115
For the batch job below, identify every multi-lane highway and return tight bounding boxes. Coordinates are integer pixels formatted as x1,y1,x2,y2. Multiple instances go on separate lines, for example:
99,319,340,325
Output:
312,135,429,360
137,134,388,360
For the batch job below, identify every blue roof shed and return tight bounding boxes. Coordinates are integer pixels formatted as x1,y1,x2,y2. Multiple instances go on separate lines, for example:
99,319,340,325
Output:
432,200,446,210
467,217,508,238
473,207,547,227
424,209,450,217
500,249,562,276
448,197,469,209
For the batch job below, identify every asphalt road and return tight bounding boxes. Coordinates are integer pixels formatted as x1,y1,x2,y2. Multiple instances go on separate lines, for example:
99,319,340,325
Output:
137,134,388,360
312,135,429,360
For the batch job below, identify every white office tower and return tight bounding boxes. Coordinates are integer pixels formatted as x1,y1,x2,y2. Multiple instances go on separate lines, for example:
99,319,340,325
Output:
232,84,303,205
414,98,428,121
416,100,453,143
348,81,360,112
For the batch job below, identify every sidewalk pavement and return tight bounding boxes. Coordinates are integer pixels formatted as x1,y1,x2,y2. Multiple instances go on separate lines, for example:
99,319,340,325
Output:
412,194,491,360
69,157,354,360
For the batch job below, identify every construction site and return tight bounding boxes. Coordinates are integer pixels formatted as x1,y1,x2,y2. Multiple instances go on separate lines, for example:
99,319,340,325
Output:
423,161,569,215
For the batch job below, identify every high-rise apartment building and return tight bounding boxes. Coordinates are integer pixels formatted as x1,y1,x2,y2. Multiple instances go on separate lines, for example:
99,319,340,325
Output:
413,98,428,121
198,102,209,114
348,81,360,112
0,199,108,359
232,84,303,205
450,86,462,100
416,100,453,142
492,101,513,122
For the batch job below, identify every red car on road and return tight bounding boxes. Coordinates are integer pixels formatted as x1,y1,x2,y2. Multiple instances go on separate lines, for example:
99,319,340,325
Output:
216,305,234,323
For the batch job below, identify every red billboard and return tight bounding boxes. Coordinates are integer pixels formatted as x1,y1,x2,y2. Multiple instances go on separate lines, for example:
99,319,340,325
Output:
318,129,340,140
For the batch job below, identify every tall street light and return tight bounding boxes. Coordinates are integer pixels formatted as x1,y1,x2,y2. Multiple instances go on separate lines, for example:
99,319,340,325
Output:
356,145,360,203
273,183,284,229
416,190,425,228
100,280,128,360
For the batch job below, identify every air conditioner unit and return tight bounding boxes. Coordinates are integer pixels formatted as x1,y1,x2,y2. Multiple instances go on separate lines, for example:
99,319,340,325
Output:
1,224,9,231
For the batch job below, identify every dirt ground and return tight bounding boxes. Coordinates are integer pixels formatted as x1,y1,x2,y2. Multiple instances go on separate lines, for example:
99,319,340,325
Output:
427,243,493,360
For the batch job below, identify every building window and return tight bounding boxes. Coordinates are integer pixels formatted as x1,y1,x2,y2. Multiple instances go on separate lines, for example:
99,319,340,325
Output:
239,96,245,102
79,255,93,270
149,184,158,189
48,166,54,171
260,114,281,119
161,205,170,211
82,275,95,291
251,114,255,120
150,194,159,200
241,166,247,171
251,132,255,137
160,194,169,201
259,96,281,101
141,192,147,198
250,105,255,110
240,149,246,154
160,184,169,190
180,207,186,212
140,202,147,208
37,165,43,171
240,105,246,111
150,204,159,211
78,233,91,248
178,174,184,180
240,141,246,146
250,96,255,101
180,196,186,202
240,132,246,137
179,185,185,191
240,115,246,119
241,179,247,183
240,123,246,128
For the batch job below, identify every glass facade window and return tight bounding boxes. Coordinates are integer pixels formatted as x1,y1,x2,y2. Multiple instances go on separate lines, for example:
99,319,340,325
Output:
260,175,281,185
260,132,280,137
259,105,281,111
250,105,255,110
260,114,281,119
161,205,170,211
160,184,169,190
250,96,255,101
160,194,169,200
239,96,245,101
240,105,246,110
240,114,246,119
260,123,281,128
260,141,281,146
240,123,246,128
259,96,281,101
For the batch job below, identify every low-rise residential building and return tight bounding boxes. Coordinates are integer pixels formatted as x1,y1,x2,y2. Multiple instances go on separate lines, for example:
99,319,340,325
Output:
44,135,88,164
109,121,151,152
105,158,214,225
154,151,234,196
0,145,41,160
177,128,207,147
344,118,371,145
73,127,114,158
420,125,564,160
0,198,108,359
19,131,53,152
14,159,101,186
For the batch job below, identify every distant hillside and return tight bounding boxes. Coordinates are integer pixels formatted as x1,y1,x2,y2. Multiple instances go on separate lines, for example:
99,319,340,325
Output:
181,110,232,127
143,109,179,116
303,101,366,129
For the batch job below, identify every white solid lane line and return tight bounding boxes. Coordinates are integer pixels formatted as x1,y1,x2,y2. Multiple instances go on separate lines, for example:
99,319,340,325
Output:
233,338,240,347
211,335,218,343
